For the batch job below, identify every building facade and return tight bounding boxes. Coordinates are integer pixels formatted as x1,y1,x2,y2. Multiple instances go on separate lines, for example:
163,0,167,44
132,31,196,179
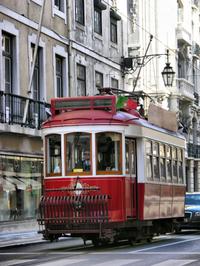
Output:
126,0,200,192
0,0,127,222
1,0,200,223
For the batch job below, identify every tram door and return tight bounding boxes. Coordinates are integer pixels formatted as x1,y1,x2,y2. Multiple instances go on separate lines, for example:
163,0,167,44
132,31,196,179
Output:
125,138,137,218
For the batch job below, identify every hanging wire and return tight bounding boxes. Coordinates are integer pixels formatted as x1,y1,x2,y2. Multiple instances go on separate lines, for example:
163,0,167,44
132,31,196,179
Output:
101,0,200,74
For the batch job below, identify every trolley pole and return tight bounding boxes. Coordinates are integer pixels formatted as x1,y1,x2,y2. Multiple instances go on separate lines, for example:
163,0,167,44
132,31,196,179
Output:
23,0,46,124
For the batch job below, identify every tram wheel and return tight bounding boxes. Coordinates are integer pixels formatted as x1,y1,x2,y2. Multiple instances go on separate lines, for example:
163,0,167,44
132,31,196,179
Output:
92,238,100,247
129,238,136,246
174,227,181,234
147,237,153,243
46,234,60,242
92,238,109,247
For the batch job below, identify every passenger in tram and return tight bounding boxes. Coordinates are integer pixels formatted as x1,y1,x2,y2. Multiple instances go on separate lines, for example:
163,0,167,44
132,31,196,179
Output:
54,159,61,173
76,150,91,171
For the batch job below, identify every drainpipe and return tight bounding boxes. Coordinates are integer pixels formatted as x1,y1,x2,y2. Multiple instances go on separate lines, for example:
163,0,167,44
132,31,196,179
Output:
23,0,46,124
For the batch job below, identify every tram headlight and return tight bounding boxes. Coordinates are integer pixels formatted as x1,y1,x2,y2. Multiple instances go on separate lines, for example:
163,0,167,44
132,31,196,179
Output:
73,201,84,210
194,211,200,217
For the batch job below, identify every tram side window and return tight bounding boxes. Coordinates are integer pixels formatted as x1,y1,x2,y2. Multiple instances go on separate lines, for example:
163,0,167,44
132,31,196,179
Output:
46,134,62,176
166,145,172,182
125,138,136,176
153,142,159,180
65,132,91,174
160,143,166,181
145,140,153,180
172,147,178,183
178,148,184,183
96,132,122,173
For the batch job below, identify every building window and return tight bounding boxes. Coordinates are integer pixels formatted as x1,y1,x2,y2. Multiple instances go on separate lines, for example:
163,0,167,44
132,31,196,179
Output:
31,44,41,101
75,0,84,25
110,9,121,44
54,0,64,11
56,55,63,97
111,78,118,89
52,0,67,22
0,154,43,222
110,17,117,43
77,64,86,96
94,6,102,35
95,71,103,92
2,32,13,93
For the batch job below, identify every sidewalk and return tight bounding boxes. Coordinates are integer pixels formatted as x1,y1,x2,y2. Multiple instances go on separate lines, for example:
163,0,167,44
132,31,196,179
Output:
0,219,46,248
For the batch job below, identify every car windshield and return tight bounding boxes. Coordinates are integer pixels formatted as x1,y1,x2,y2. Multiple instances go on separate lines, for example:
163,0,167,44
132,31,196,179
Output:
185,194,200,205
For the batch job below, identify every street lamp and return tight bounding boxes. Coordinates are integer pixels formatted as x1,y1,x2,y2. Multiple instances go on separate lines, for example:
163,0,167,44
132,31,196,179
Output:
121,36,176,90
161,49,175,87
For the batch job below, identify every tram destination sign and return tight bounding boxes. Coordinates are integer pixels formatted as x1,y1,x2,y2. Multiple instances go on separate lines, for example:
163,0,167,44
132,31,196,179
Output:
55,99,91,109
52,96,116,114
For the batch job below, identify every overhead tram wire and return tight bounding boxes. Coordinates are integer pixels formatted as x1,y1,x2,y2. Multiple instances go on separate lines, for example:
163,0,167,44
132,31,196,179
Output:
101,0,200,75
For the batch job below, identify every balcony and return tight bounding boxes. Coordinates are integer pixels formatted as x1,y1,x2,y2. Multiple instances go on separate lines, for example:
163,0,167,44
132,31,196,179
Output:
192,0,199,8
176,25,192,46
0,92,50,131
187,143,200,158
177,78,194,102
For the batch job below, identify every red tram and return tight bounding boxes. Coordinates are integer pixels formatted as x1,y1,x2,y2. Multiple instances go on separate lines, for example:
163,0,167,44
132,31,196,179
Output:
37,92,186,245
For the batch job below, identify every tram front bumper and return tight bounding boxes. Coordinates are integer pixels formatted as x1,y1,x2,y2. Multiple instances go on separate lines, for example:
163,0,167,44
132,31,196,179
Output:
37,194,110,236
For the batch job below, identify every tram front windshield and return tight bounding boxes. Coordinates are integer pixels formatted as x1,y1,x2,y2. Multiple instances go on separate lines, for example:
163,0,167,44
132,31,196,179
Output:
66,132,91,173
46,131,122,175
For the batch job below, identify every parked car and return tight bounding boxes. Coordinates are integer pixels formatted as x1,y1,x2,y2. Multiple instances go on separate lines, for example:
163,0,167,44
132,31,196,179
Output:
175,192,200,232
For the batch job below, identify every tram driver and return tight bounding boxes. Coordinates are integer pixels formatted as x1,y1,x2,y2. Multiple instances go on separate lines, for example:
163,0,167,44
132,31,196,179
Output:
76,150,91,171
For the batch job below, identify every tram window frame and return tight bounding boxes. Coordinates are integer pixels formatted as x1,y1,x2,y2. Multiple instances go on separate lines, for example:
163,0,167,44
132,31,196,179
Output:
159,143,166,182
45,134,62,176
153,142,159,180
96,132,122,175
172,146,178,183
125,138,136,176
178,148,184,184
166,145,172,182
64,132,92,176
145,140,153,180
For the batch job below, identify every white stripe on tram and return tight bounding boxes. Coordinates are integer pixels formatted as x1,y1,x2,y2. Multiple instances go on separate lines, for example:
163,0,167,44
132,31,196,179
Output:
0,259,36,266
152,260,197,266
95,259,141,266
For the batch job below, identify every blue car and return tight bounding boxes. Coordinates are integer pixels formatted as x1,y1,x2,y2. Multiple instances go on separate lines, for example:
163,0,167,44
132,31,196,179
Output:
176,192,200,232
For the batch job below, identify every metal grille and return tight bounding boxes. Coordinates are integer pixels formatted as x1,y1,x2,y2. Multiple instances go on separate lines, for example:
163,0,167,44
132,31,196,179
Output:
37,194,110,226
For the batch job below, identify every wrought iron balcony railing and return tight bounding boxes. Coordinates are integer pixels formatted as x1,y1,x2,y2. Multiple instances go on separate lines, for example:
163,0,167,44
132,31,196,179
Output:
0,92,50,129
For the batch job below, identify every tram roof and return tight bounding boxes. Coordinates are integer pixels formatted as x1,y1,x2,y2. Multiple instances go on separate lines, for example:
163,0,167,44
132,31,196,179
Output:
42,95,184,139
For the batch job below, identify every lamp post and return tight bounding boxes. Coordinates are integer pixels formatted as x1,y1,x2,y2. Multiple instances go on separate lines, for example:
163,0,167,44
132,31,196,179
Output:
121,36,175,90
161,49,175,87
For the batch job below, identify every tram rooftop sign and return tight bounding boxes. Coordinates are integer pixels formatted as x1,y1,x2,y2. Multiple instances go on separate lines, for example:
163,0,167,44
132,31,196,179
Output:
50,95,116,116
